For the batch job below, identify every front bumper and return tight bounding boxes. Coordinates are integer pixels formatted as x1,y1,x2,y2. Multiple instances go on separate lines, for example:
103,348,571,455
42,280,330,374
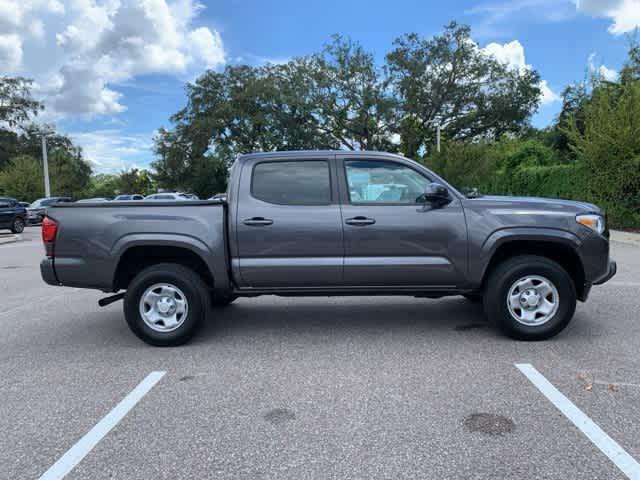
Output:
593,260,617,285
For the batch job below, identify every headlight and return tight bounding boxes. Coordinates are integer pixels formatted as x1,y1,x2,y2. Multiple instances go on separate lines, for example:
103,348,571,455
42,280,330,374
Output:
576,214,605,235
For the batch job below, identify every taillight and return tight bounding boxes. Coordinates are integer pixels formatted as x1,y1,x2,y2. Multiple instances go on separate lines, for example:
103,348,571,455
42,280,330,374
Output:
42,216,58,257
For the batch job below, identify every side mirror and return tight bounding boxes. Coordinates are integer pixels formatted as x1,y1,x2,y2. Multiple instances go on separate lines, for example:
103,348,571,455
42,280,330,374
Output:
423,182,450,206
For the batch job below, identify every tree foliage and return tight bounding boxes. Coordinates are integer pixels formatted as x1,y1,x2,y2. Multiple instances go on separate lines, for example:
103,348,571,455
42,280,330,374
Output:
115,168,155,196
0,155,44,201
153,24,543,195
386,22,542,158
0,77,42,129
305,35,398,150
565,80,640,228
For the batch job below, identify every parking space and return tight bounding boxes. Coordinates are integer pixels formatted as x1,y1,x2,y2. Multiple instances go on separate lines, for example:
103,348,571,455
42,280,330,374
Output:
1,232,639,479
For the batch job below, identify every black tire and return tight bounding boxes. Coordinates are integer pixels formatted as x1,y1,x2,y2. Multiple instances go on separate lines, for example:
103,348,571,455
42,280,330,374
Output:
11,217,25,234
462,293,482,303
124,263,209,346
483,255,576,341
211,293,237,307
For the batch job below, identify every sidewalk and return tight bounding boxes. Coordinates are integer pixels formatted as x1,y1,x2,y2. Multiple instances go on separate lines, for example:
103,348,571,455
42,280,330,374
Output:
610,230,640,247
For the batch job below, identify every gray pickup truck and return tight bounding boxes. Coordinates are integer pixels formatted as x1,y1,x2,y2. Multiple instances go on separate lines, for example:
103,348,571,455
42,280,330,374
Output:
41,150,616,346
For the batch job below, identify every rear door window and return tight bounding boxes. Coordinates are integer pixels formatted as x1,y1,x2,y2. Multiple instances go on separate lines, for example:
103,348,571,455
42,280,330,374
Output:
252,161,331,205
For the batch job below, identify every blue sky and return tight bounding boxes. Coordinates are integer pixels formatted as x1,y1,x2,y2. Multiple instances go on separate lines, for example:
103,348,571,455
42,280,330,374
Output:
2,0,637,173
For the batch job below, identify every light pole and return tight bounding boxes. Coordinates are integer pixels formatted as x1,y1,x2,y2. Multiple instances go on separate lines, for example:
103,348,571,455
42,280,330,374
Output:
41,135,51,198
436,122,441,153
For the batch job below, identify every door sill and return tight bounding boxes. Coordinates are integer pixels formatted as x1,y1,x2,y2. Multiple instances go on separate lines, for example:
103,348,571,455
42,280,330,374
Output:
234,285,461,298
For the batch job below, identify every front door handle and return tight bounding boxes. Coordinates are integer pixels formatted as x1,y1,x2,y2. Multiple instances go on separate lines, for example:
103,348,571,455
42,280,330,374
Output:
345,216,376,226
243,217,273,226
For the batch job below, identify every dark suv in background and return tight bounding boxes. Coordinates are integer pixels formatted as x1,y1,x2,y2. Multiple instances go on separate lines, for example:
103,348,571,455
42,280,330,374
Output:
27,197,72,224
0,197,27,233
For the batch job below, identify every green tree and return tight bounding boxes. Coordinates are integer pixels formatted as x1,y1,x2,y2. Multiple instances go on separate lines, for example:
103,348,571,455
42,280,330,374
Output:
115,168,155,196
0,78,43,169
84,174,119,198
0,155,44,201
566,80,640,228
305,36,399,150
47,148,92,198
386,22,542,158
0,77,42,129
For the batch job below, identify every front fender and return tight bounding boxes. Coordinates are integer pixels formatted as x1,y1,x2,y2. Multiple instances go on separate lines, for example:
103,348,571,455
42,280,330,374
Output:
469,227,583,286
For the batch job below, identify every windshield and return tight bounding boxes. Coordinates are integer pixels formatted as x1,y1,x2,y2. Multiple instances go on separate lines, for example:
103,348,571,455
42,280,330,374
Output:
31,198,54,207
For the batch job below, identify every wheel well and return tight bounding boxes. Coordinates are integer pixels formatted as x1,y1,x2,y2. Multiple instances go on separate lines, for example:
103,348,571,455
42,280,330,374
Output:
482,240,586,298
113,246,214,291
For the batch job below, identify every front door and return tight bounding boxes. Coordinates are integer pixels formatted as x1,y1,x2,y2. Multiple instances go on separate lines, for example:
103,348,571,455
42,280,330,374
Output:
337,156,467,287
234,155,343,288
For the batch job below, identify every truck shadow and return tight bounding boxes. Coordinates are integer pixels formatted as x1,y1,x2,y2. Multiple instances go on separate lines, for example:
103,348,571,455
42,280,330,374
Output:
197,296,494,342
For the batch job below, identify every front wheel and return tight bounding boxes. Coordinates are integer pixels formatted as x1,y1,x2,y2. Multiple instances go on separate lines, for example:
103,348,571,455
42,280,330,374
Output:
124,263,209,346
483,255,576,341
11,217,25,234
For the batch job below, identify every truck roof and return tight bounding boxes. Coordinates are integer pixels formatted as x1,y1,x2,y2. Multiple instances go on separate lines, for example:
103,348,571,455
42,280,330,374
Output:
237,150,407,162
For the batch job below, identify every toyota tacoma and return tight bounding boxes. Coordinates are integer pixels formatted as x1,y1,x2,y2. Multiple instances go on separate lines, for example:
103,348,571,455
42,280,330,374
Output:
40,151,616,346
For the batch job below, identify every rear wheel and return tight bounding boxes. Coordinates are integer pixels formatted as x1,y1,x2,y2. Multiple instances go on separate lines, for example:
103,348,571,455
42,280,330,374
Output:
483,255,576,341
124,263,209,346
11,217,24,234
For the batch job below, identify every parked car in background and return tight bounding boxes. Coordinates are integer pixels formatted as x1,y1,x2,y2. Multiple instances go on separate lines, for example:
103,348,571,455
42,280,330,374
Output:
18,202,30,208
144,193,192,201
209,193,226,201
0,197,27,233
27,197,72,224
76,198,111,203
114,194,144,201
179,193,200,200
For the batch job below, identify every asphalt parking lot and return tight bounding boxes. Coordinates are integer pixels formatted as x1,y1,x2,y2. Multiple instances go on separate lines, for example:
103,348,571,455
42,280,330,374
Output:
1,227,639,479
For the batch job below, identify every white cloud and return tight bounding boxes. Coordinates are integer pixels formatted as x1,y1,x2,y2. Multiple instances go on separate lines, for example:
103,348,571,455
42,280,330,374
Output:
188,27,225,67
539,80,561,105
598,64,619,81
0,33,22,72
69,129,154,173
1,0,225,118
588,52,619,81
482,40,561,106
467,0,577,38
576,0,640,34
483,40,527,73
28,19,45,39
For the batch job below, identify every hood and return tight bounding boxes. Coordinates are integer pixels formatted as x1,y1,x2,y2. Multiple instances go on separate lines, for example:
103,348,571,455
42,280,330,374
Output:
468,195,600,215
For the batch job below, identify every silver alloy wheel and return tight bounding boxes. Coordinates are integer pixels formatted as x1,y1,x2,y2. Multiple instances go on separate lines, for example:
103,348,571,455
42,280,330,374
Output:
139,283,188,332
506,275,559,326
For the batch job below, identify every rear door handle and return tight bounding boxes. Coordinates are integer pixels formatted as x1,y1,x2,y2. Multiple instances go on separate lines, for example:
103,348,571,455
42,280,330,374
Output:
243,217,273,226
345,216,376,226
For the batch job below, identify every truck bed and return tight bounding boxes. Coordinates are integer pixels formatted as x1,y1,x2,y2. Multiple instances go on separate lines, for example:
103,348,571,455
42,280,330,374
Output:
43,201,229,292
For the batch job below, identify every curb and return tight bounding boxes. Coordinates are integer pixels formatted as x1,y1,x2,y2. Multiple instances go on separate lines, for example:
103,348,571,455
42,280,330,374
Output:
610,230,640,247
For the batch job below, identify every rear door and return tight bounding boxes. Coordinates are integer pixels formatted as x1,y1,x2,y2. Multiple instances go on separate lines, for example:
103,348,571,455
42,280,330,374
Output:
234,154,343,288
337,155,468,287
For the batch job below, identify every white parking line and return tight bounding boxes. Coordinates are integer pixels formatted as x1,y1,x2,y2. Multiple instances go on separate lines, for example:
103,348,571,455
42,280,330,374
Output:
608,281,640,287
516,363,640,480
39,371,166,480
